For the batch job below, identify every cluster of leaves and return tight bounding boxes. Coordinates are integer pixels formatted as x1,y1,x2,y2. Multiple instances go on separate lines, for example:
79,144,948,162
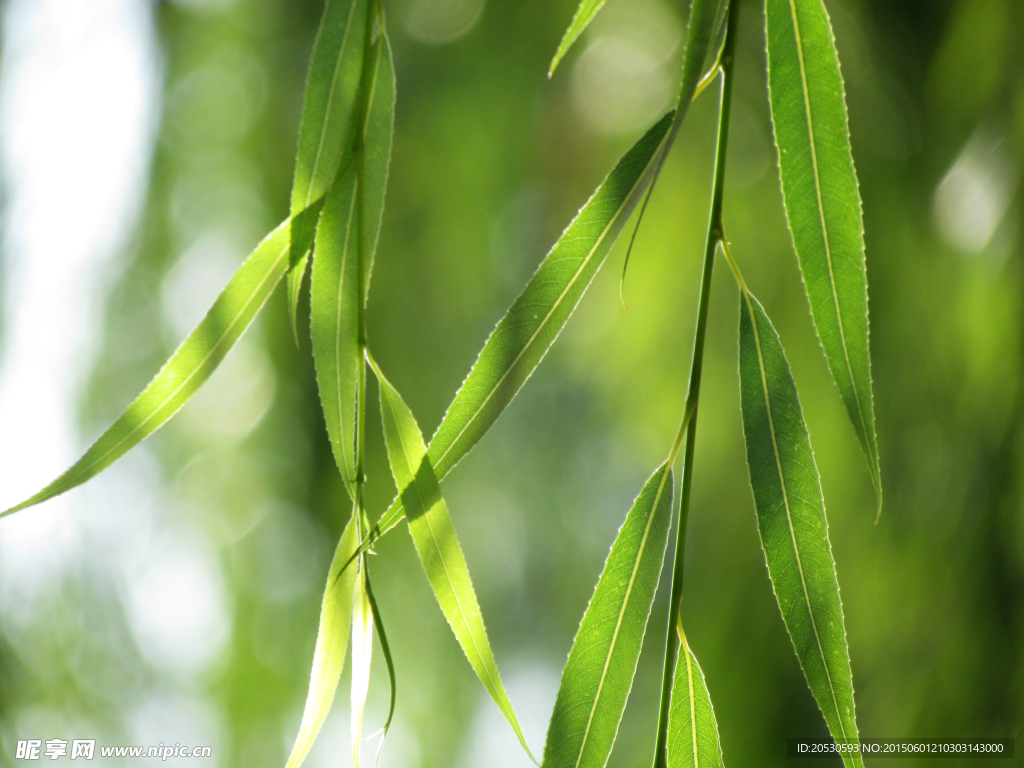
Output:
0,0,881,766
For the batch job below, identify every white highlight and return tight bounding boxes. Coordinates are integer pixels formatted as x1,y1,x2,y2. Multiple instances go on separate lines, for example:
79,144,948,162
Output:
457,662,559,768
400,0,486,45
934,127,1017,255
571,0,680,137
126,533,231,676
0,0,160,587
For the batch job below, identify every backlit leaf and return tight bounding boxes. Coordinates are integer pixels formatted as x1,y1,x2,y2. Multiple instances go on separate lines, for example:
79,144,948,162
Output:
678,0,728,120
548,0,606,78
369,355,534,760
310,25,394,491
667,624,723,768
288,0,371,332
364,566,396,764
2,221,292,518
360,110,675,550
284,518,360,768
351,557,374,768
543,464,673,768
737,289,862,768
764,0,881,513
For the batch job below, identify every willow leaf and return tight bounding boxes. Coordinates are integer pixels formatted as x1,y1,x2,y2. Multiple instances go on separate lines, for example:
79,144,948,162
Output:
288,0,371,331
667,625,723,768
678,0,727,116
737,290,862,768
548,0,606,78
364,567,396,763
430,112,672,479
764,0,880,513
1,221,292,518
543,464,673,768
369,356,534,760
285,518,360,768
310,24,394,492
312,163,361,489
351,559,374,768
359,110,675,548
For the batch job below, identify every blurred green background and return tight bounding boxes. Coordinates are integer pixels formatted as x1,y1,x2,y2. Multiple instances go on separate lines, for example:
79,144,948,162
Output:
1,0,1023,766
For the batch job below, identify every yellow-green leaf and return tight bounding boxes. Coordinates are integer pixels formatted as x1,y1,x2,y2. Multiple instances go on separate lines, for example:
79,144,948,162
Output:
310,25,394,492
350,558,374,768
2,221,292,518
369,355,534,760
358,111,675,555
667,625,723,768
288,0,371,333
548,0,605,78
284,518,360,768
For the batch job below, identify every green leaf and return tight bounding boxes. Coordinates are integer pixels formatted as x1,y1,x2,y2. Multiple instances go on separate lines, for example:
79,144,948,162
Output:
667,625,724,768
368,355,534,760
288,0,371,333
285,518,360,768
678,0,727,115
362,109,675,548
313,162,361,489
351,558,374,768
286,201,324,340
737,289,862,768
764,0,880,514
548,0,605,78
620,0,725,302
364,565,396,764
2,221,293,518
310,23,395,492
429,111,672,480
543,464,674,768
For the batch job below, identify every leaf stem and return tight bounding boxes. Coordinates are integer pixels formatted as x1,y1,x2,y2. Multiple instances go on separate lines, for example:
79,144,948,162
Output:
652,1,740,764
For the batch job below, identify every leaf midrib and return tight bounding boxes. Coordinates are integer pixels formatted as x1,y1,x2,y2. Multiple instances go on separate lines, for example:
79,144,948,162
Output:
685,640,699,766
572,466,670,768
744,291,848,741
786,0,870,463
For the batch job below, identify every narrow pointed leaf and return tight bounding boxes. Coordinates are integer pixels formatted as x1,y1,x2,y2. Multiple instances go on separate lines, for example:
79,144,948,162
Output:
2,221,292,518
619,0,723,293
286,200,324,340
351,560,374,768
430,112,672,482
356,27,396,302
549,0,605,78
364,567,396,764
369,357,534,760
361,110,675,548
737,290,862,768
543,464,673,768
285,518,360,768
288,0,370,330
667,626,724,768
310,27,395,491
678,0,727,117
764,0,880,511
313,162,361,488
